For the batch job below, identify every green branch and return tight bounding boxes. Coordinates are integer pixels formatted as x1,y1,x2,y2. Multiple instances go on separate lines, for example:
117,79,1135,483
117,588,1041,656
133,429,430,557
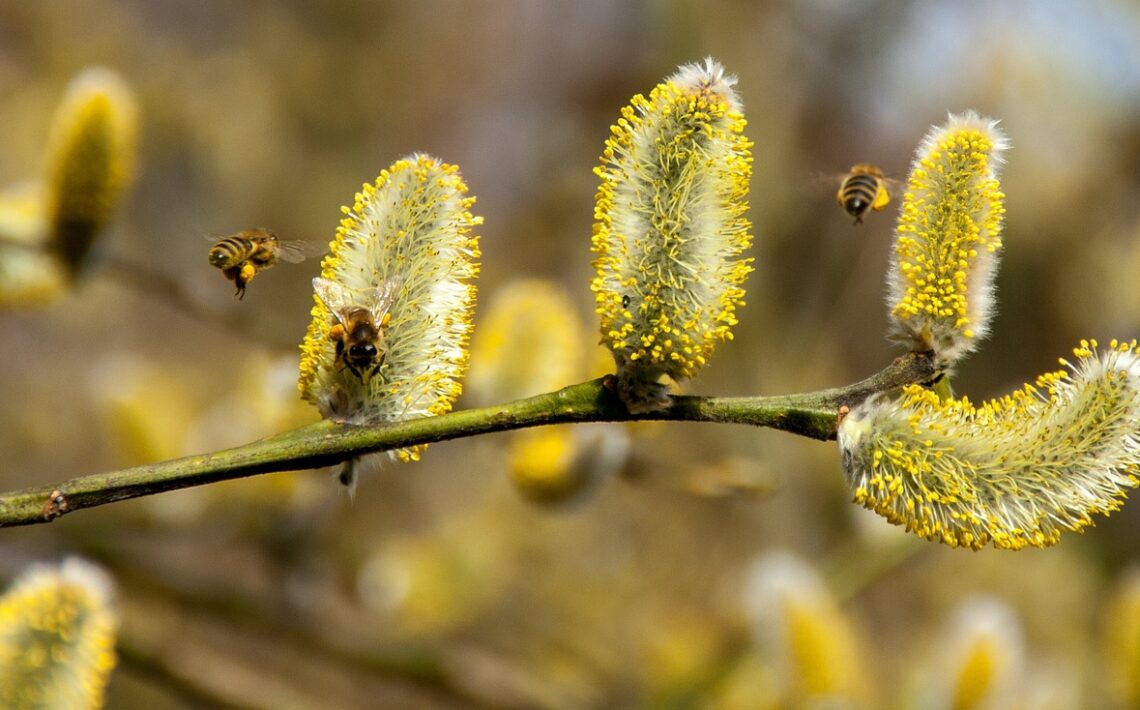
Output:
0,352,935,528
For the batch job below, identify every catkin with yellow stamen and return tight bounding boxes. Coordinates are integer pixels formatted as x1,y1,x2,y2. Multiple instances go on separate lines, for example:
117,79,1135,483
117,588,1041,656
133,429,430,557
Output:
0,558,118,710
298,154,481,469
839,339,1140,550
44,67,139,275
887,111,1007,368
591,58,753,412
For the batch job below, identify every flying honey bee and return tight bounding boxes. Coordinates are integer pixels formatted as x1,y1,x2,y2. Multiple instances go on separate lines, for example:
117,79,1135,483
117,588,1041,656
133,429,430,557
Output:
207,228,318,298
312,276,400,380
836,164,893,225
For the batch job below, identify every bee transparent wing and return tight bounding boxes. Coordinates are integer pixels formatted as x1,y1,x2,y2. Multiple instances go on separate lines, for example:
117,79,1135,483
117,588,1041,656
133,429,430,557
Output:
804,170,856,203
879,174,903,198
313,277,354,326
358,277,401,322
377,277,402,318
275,240,323,264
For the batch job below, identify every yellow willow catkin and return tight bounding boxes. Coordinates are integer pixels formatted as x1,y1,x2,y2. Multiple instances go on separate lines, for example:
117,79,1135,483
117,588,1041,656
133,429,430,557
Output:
44,67,139,275
1104,569,1140,706
467,281,632,506
298,154,481,473
591,57,753,412
0,558,118,710
742,552,868,705
0,183,68,307
466,279,584,406
887,111,1007,368
467,279,615,506
928,598,1025,710
838,339,1140,550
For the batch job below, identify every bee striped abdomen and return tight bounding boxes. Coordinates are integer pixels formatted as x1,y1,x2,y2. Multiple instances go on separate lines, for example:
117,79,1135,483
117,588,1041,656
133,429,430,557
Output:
836,164,890,224
842,174,879,210
208,236,256,269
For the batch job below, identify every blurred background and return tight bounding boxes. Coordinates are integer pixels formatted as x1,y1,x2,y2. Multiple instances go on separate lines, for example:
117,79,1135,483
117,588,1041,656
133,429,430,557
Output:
2,0,1140,706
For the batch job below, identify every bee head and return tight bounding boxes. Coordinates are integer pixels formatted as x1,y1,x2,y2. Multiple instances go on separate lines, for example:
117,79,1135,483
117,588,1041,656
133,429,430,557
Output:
348,342,378,360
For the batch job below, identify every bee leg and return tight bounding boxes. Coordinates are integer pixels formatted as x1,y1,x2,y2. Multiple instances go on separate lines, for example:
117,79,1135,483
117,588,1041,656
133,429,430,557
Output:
235,262,257,299
220,265,243,298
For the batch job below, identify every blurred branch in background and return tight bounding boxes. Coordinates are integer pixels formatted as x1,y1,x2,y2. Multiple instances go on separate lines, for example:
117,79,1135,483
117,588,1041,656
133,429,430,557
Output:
101,252,300,351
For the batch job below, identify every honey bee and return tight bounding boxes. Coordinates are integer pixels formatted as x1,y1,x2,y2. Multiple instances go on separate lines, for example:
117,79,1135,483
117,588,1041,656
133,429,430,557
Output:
207,228,318,298
836,164,892,224
313,276,399,380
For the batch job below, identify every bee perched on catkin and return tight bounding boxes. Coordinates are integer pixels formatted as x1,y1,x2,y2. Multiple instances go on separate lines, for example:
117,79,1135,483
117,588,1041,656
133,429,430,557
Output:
44,67,139,276
838,339,1140,550
298,154,481,485
591,58,753,412
887,111,1007,369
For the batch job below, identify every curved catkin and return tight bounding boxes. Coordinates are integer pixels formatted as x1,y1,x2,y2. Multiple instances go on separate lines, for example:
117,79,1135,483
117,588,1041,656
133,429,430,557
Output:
887,111,1007,368
591,57,753,412
0,558,118,710
838,339,1140,550
44,67,139,275
298,154,481,465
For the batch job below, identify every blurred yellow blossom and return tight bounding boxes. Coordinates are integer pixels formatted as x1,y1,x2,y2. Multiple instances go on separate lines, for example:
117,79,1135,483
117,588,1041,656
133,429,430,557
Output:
467,278,583,405
44,67,139,275
0,558,118,710
742,551,868,706
1104,567,1140,706
919,598,1024,710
